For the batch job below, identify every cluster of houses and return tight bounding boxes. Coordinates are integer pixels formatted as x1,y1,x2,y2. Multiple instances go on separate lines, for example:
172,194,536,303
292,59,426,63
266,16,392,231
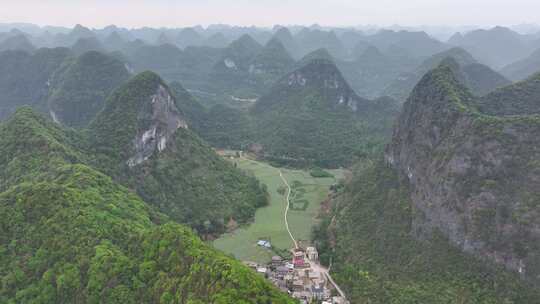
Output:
245,246,347,304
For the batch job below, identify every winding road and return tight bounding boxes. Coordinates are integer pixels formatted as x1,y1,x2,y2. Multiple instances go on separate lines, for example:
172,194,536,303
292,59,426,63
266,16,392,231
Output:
278,169,348,302
279,170,298,249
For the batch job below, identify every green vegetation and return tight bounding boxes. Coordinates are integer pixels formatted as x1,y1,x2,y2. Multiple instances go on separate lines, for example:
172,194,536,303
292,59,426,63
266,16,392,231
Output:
313,159,540,303
477,72,540,116
214,157,342,263
249,59,398,168
127,127,269,235
501,48,540,81
47,50,130,128
171,59,398,169
0,47,71,120
0,107,295,303
310,167,334,178
0,34,35,53
0,48,131,128
4,70,270,238
86,71,270,236
249,38,295,87
383,47,510,101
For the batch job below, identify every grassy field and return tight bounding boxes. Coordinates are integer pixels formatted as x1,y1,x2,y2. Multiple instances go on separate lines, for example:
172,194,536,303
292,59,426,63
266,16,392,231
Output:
213,157,344,263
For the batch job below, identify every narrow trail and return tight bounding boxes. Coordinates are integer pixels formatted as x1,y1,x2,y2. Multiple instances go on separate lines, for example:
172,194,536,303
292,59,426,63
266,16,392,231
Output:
279,170,298,249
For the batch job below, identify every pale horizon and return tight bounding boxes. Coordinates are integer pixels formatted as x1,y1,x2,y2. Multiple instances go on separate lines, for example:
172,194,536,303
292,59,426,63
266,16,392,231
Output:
1,0,540,30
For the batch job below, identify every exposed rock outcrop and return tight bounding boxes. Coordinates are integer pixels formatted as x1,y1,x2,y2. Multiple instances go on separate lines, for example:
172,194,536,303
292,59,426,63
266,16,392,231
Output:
271,58,363,113
127,85,187,166
250,58,400,167
387,60,540,284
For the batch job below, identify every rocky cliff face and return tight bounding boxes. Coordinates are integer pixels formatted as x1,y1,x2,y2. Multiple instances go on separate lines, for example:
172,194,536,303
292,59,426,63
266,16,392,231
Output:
250,58,399,167
127,84,187,166
387,60,540,284
268,58,364,113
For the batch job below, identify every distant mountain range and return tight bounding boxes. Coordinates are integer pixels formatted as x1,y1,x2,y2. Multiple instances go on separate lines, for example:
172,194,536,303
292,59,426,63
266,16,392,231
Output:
383,47,510,101
4,23,540,106
3,21,540,304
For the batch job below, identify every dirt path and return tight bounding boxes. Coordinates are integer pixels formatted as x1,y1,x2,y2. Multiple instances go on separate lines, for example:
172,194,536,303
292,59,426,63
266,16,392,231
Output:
279,170,298,249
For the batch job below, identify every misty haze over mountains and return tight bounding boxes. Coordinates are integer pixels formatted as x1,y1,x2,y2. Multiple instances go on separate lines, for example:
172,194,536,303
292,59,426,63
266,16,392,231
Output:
2,21,540,104
2,11,540,304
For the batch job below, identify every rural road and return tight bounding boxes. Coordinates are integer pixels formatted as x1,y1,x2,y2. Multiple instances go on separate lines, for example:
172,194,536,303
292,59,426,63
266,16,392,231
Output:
241,156,348,302
279,169,348,302
279,170,298,249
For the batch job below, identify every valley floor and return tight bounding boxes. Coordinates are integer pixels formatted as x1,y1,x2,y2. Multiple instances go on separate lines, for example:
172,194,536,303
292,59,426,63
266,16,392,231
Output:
213,156,343,264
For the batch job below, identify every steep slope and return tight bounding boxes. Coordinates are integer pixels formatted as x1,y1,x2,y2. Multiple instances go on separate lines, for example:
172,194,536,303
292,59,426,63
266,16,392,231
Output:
476,72,540,116
47,51,130,127
0,108,294,303
501,48,540,81
0,47,72,120
155,32,172,45
251,59,399,167
294,28,348,60
89,72,268,235
208,34,263,96
203,32,229,48
387,60,540,286
449,26,531,68
313,159,540,303
0,108,85,190
52,24,96,47
213,34,262,73
175,27,203,48
461,62,513,96
294,47,415,99
272,27,301,59
340,30,367,53
248,38,295,86
365,29,448,58
126,43,184,81
347,45,417,98
168,81,207,131
294,48,335,69
0,34,35,53
384,47,510,101
71,37,105,55
103,31,127,51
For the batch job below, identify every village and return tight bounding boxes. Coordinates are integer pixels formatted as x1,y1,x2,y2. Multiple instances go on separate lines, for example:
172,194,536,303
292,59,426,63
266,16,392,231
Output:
244,243,348,304
215,150,348,303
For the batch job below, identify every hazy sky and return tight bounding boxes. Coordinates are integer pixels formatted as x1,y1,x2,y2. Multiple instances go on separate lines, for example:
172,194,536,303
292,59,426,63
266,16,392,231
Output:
2,0,540,28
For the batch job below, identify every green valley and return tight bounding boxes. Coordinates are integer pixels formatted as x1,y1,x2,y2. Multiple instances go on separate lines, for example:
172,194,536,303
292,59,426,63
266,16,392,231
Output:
3,14,540,304
214,156,344,264
0,108,295,304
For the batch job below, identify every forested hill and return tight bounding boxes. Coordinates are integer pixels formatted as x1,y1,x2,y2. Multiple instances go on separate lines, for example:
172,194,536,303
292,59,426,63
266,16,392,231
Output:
0,48,131,128
89,71,269,235
313,159,540,303
312,60,540,303
383,47,510,101
0,47,71,120
387,61,540,284
250,58,400,168
1,70,269,238
47,50,130,128
0,108,295,304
